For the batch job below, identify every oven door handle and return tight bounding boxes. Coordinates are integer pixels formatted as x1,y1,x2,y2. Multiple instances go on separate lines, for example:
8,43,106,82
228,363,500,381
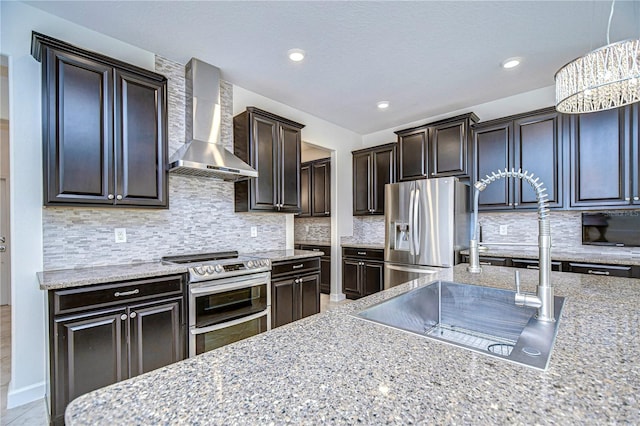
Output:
190,309,269,335
189,274,270,295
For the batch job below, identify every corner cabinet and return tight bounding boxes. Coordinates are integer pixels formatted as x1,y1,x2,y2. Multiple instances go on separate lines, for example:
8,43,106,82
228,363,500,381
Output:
47,275,185,426
395,113,478,181
32,32,168,208
234,107,305,213
472,107,563,210
352,143,396,215
299,158,331,217
569,105,640,208
270,257,320,328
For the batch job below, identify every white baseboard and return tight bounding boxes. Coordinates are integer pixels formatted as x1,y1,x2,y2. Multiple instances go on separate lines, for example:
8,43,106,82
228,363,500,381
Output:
6,381,46,409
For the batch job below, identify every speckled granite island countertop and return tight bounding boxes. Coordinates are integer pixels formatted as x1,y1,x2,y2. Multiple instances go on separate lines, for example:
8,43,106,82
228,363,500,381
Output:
65,265,639,425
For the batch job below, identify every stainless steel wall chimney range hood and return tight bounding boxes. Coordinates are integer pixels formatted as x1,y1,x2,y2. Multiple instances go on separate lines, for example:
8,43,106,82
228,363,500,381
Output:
168,58,258,181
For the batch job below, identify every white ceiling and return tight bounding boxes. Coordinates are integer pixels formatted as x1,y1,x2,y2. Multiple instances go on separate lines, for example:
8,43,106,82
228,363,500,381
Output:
25,1,640,134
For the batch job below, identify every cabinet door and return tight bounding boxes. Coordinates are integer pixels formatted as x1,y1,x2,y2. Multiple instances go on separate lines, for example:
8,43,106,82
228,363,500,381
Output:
514,112,562,208
371,147,395,214
342,259,361,298
430,121,467,177
362,261,384,297
312,161,331,216
43,48,114,205
128,297,183,378
298,274,320,320
53,309,127,422
114,70,168,207
278,123,301,212
570,108,630,207
320,257,331,294
353,152,372,215
473,122,512,209
299,163,311,217
250,114,279,210
272,278,296,328
398,129,428,181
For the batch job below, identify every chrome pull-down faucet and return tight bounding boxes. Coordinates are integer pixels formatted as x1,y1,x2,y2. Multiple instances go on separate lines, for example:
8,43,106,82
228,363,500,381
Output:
467,168,555,323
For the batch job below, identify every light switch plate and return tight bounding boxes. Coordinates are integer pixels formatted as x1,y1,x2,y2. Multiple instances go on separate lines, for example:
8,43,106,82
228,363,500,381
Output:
250,226,257,238
499,225,508,236
115,228,127,243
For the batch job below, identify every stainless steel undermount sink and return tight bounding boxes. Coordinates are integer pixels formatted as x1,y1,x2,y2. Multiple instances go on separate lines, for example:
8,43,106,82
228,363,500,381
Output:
355,280,565,370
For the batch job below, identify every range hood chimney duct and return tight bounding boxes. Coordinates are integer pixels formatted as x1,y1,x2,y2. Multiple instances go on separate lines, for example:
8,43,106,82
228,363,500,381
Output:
168,58,258,181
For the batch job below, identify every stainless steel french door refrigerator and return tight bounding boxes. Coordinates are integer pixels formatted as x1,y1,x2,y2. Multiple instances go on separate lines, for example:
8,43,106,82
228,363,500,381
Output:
384,177,470,288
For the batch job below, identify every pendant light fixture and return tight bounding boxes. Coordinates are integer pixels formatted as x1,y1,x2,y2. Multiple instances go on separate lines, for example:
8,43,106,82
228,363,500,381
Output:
555,0,640,114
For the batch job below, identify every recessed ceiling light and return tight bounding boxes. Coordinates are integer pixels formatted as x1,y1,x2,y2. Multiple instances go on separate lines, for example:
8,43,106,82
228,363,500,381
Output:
377,101,390,109
288,49,305,62
502,58,521,69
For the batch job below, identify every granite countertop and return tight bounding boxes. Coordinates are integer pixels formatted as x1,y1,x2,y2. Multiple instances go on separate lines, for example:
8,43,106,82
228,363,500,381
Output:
341,242,384,250
65,264,640,424
39,250,322,290
249,249,323,262
460,247,640,266
295,240,331,247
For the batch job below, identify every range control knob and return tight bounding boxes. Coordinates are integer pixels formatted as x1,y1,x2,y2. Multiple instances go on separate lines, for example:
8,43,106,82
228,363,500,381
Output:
214,264,224,273
206,265,215,274
247,261,255,268
194,267,205,275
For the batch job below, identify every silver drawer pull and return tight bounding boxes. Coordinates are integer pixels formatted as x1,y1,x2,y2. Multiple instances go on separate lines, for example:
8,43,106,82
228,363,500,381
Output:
479,261,492,265
114,289,140,297
120,314,127,321
587,270,609,276
292,264,304,269
312,249,320,251
357,252,367,255
526,265,539,270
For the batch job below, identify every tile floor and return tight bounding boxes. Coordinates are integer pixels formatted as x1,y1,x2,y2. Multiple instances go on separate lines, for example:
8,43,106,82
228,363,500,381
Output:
0,294,350,425
1,305,48,426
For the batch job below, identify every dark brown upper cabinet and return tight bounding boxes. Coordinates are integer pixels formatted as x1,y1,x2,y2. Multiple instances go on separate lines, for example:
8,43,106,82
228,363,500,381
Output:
234,107,305,213
395,113,478,181
352,143,396,215
569,106,639,208
299,158,331,217
32,32,168,208
472,107,562,211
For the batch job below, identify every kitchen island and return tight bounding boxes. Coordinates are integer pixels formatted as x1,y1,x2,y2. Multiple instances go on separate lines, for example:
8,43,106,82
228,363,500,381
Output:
65,265,639,424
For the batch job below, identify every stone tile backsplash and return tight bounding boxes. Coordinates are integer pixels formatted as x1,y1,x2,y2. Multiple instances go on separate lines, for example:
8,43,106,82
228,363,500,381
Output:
294,217,331,242
42,56,285,270
341,216,386,246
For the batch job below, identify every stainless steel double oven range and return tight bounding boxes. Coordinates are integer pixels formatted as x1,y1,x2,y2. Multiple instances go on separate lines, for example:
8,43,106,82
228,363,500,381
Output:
162,251,271,357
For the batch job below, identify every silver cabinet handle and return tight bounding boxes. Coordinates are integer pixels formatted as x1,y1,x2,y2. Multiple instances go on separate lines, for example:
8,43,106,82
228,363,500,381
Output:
514,203,519,206
120,314,127,321
479,261,492,265
625,197,631,201
526,265,540,270
292,264,304,269
634,196,639,201
587,270,609,276
114,289,139,297
325,211,330,214
108,194,114,200
357,252,366,255
116,195,123,200
130,312,137,318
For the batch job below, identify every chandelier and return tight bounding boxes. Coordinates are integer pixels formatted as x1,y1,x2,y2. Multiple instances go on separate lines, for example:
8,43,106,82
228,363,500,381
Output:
555,1,640,114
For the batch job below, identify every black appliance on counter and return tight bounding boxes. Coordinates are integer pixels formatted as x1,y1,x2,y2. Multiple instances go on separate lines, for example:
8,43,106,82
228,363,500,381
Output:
582,212,640,247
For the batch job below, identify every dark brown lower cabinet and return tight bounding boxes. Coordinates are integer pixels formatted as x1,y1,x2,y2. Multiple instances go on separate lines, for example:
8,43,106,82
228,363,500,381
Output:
48,275,185,426
271,258,321,328
299,245,331,294
342,247,384,299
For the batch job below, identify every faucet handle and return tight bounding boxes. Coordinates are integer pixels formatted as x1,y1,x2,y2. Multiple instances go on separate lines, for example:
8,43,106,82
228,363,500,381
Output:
514,270,521,294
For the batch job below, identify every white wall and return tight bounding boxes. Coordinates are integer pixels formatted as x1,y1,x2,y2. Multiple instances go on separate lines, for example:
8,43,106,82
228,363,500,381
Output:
0,1,156,408
362,86,556,146
234,86,361,301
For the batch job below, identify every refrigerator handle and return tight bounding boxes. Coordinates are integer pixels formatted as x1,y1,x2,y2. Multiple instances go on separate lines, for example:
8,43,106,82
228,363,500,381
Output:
413,187,420,256
408,187,415,256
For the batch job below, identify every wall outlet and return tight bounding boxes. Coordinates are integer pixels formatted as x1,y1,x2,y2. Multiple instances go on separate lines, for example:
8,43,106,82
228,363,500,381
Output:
114,228,127,243
499,225,508,236
250,226,257,238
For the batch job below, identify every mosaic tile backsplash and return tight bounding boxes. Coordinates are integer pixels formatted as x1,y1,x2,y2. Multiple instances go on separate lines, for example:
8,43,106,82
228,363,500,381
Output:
294,217,331,242
42,56,286,270
342,210,640,258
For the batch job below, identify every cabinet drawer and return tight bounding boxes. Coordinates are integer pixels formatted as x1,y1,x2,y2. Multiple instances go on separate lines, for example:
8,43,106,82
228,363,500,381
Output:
53,275,184,315
511,258,562,272
342,247,384,261
271,258,320,278
567,262,633,278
